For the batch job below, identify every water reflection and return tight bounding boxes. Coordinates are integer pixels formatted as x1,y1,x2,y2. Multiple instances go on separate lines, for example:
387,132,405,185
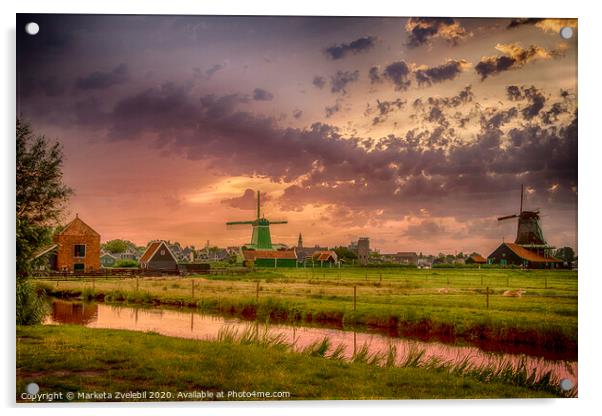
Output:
45,300,577,389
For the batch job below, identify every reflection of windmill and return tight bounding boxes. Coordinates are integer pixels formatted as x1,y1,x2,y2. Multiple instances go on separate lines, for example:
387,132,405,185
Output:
226,191,287,250
497,184,549,248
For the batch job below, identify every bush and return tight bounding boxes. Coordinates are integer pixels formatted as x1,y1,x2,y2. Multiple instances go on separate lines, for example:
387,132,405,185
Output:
114,259,139,268
16,278,48,325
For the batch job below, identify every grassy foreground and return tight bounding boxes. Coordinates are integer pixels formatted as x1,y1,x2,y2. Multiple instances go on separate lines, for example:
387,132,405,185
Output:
36,267,578,358
16,325,569,401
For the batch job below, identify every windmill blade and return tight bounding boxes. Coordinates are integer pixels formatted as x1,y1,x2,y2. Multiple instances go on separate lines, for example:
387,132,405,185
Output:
270,220,288,224
497,214,518,221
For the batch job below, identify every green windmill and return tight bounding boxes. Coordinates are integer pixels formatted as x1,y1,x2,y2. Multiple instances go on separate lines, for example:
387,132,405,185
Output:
226,191,287,250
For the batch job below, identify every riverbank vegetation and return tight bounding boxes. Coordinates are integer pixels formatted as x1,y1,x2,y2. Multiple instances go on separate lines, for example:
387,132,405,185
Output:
34,267,577,359
16,325,572,401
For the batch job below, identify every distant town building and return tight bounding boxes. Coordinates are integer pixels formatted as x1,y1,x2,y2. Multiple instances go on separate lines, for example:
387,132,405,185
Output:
296,233,328,261
357,237,369,265
466,254,487,264
100,252,117,267
381,252,418,265
312,250,339,267
139,240,178,273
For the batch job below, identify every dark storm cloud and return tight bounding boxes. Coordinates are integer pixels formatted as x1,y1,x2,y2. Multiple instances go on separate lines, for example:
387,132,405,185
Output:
76,63,129,90
370,98,406,125
325,100,342,118
95,83,576,223
368,66,382,84
312,76,326,89
507,18,545,29
221,188,270,210
206,63,226,79
405,17,470,48
403,220,447,240
20,75,66,97
324,35,377,60
414,60,469,86
381,61,411,91
253,88,274,101
475,43,565,80
330,70,360,94
505,85,546,119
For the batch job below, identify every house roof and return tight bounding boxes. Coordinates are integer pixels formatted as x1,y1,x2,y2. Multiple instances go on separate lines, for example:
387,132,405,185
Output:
139,240,178,263
32,244,58,260
469,254,487,263
58,216,100,237
242,249,297,260
503,243,562,263
312,250,338,261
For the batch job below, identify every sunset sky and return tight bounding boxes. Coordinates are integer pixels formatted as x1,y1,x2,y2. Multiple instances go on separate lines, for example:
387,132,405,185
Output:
16,14,578,255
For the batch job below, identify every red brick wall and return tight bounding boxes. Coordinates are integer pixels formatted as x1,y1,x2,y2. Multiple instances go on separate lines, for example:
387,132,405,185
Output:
56,234,101,272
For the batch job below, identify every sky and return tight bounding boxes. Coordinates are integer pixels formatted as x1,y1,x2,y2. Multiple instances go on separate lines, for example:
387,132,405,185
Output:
16,14,578,255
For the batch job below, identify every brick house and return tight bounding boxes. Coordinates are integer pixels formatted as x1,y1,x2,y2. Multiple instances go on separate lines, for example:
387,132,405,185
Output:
53,215,101,272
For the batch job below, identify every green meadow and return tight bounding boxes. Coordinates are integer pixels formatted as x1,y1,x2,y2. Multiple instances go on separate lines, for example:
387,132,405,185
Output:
17,324,571,401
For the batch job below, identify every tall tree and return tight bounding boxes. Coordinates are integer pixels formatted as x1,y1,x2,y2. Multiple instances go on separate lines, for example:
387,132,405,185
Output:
555,247,576,263
16,119,72,275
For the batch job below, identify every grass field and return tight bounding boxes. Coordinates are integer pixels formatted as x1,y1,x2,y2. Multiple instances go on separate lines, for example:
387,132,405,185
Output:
36,267,577,357
16,324,571,401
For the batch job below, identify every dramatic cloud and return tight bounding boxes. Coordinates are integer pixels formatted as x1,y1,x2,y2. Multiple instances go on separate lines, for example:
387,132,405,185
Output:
382,61,411,91
221,188,269,210
403,220,447,240
312,76,326,89
96,83,576,226
368,66,382,84
253,88,274,101
325,99,342,118
506,85,546,120
330,70,360,94
475,43,565,80
507,18,577,34
205,63,226,79
414,59,470,86
405,18,470,48
324,35,377,60
76,63,129,90
369,98,406,125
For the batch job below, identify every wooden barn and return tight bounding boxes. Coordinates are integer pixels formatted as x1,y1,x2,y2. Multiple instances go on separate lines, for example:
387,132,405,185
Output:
139,240,178,273
38,215,101,273
241,249,297,268
487,243,562,269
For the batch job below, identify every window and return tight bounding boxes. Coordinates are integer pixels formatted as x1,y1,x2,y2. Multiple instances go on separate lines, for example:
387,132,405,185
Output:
160,250,165,255
74,244,86,257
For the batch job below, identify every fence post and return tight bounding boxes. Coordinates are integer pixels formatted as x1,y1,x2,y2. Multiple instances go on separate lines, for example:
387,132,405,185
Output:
379,273,382,283
191,280,195,298
136,275,139,292
486,286,489,309
353,285,357,311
